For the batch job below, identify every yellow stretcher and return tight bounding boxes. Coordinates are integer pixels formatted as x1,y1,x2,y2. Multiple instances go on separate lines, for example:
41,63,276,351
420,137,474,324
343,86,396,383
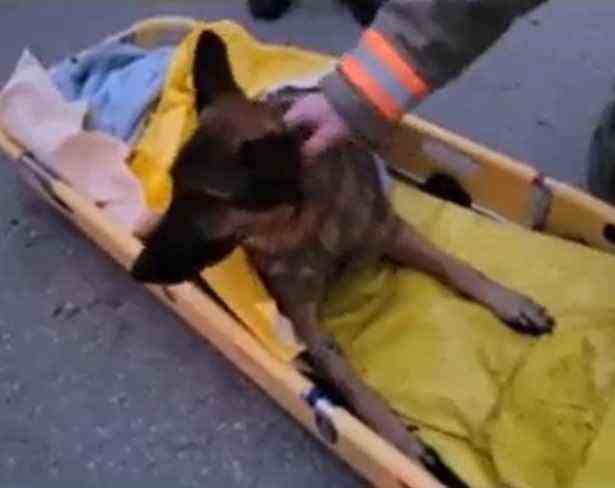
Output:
2,16,615,488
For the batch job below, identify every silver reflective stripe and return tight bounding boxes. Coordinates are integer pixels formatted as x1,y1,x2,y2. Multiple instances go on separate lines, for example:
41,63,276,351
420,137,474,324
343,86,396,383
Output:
350,43,420,114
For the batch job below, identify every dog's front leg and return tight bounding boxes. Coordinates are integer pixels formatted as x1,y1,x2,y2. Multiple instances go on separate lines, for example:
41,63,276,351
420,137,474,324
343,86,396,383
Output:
280,297,441,465
283,300,469,485
386,217,555,335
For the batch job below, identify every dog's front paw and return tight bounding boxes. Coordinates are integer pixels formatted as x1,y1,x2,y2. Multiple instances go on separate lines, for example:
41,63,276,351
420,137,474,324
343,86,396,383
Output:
493,291,555,336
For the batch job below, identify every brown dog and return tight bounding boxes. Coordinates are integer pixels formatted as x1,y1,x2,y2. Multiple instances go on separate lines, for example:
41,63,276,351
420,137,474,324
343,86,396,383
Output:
131,30,554,484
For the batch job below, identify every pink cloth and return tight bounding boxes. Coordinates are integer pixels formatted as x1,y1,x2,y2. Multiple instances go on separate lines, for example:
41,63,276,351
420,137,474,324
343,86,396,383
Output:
0,50,158,235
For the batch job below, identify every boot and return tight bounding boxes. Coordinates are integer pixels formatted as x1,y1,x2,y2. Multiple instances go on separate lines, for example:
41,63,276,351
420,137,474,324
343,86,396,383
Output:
248,0,293,20
341,0,387,26
588,91,615,204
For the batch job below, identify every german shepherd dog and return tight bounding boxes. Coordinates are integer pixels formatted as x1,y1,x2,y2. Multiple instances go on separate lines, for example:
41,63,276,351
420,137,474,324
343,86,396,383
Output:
131,31,554,484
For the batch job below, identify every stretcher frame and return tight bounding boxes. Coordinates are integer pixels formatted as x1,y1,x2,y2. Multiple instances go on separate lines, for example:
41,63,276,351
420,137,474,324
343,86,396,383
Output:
2,16,615,488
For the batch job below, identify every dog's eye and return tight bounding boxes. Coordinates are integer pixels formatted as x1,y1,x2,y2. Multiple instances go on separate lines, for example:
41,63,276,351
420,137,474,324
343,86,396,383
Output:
239,134,300,176
239,143,257,168
239,137,273,168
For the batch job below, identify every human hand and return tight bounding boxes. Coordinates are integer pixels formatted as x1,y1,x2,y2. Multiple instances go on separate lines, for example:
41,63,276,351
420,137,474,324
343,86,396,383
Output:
284,93,353,162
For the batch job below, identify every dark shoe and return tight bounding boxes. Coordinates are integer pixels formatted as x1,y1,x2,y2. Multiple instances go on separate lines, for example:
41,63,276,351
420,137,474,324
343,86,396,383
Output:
248,0,293,21
588,92,615,204
340,0,386,26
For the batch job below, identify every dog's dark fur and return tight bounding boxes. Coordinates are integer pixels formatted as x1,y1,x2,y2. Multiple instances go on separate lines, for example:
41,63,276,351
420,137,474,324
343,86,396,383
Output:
131,31,554,484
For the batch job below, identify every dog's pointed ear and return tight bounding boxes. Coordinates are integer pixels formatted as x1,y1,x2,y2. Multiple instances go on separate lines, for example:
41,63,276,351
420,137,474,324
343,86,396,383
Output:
193,30,241,111
131,198,237,285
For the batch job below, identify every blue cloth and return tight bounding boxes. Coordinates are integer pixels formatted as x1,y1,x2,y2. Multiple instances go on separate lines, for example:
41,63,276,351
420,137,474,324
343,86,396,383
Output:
51,40,173,141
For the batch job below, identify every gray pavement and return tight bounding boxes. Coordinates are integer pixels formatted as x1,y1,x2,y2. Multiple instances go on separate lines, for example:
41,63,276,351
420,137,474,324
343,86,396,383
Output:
0,1,614,487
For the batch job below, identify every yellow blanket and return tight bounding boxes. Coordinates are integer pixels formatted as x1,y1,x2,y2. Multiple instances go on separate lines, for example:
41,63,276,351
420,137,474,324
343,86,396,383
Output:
131,21,615,487
324,183,615,488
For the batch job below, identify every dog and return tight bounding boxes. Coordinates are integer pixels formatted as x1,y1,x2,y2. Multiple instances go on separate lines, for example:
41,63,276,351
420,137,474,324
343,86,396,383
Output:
131,30,554,484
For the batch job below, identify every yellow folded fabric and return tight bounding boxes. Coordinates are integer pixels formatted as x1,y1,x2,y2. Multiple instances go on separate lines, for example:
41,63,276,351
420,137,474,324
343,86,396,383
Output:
321,182,615,487
130,20,615,486
129,21,333,362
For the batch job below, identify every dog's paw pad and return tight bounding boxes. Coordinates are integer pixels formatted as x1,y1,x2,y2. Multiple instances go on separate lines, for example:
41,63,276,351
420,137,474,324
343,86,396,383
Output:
504,297,555,336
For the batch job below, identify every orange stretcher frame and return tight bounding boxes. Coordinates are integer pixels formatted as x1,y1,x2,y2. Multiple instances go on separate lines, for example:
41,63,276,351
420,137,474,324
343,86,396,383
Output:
1,16,615,488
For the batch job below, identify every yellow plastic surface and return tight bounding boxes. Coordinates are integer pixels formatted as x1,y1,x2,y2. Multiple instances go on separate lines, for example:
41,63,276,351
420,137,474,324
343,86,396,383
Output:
545,177,615,252
386,118,539,226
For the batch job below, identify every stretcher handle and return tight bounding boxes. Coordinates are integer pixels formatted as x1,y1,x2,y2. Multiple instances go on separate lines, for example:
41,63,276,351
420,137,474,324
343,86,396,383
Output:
0,128,26,161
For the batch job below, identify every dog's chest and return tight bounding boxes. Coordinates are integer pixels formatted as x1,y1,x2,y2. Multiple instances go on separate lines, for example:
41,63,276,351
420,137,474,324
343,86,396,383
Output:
313,145,393,261
245,144,396,302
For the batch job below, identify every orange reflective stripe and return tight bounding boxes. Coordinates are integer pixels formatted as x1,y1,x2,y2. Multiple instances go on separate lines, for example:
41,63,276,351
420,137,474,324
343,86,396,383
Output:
362,28,429,99
339,54,402,121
